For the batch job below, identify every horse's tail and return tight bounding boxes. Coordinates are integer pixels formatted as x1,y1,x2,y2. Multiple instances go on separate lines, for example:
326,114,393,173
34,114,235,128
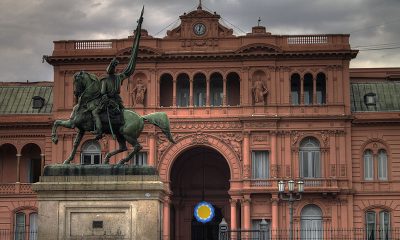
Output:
142,112,176,143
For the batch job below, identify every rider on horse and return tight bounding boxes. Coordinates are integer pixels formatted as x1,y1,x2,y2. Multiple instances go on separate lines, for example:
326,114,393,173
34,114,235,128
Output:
91,9,143,139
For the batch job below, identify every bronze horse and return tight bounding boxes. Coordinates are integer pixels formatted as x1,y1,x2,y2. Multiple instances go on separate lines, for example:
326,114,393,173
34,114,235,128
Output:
51,71,175,165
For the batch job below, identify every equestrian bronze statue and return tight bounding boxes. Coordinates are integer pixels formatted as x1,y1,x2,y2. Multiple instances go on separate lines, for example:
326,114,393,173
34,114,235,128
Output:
51,8,175,165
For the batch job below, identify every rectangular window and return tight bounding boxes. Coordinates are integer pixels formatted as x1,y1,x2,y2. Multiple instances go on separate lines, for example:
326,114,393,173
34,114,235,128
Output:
300,151,320,178
252,151,269,179
380,211,390,240
366,211,376,240
364,152,373,180
15,213,25,240
133,152,148,166
378,151,388,180
29,213,38,240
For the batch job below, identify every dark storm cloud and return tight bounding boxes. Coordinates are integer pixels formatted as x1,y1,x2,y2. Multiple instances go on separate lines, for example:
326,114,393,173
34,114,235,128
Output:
0,0,399,82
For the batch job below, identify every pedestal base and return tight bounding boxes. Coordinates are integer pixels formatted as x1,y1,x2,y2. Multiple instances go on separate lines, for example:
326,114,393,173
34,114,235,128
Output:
33,165,165,240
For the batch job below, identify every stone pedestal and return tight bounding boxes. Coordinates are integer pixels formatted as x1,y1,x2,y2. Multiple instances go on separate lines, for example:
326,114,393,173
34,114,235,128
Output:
33,165,166,240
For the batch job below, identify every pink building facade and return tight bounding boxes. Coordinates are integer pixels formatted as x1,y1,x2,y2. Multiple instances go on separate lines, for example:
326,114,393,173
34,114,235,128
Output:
1,5,400,240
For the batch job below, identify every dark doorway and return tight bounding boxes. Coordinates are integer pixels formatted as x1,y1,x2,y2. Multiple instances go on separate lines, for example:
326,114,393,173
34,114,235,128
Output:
170,147,231,240
191,205,223,240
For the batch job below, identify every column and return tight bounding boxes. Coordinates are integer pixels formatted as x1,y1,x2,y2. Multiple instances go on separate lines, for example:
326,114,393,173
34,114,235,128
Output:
230,198,237,230
16,153,21,182
223,78,227,106
172,80,177,107
300,76,304,104
242,131,250,179
206,79,210,106
148,133,156,166
163,196,171,240
270,132,277,178
189,79,193,107
242,195,251,230
313,75,317,104
40,153,45,176
271,194,279,233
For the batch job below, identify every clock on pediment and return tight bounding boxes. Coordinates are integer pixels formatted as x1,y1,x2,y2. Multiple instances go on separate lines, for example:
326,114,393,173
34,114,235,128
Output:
193,23,206,36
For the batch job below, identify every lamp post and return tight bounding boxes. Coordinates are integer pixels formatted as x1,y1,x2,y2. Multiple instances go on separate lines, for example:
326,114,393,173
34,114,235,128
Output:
278,180,304,240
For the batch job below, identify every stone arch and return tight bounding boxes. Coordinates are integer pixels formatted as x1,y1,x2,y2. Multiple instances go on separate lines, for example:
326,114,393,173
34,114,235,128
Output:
192,70,208,80
225,71,241,81
208,70,225,80
158,133,241,182
295,200,331,218
175,71,190,80
298,135,322,148
361,138,390,156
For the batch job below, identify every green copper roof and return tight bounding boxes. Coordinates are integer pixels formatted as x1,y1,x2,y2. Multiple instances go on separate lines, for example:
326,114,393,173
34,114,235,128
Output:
0,85,53,114
351,82,400,112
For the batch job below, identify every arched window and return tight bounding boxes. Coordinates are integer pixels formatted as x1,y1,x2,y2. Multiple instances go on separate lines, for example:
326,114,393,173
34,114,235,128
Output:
365,210,391,240
21,143,42,183
226,72,240,106
299,138,320,178
290,74,300,105
378,149,388,180
316,73,326,104
177,73,190,107
14,211,38,240
160,74,173,107
300,205,323,240
364,150,373,180
193,73,206,107
0,144,18,183
303,73,313,105
81,141,101,165
210,73,223,106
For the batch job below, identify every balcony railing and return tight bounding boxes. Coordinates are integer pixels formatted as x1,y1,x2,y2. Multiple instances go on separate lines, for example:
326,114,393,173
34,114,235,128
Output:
219,228,399,240
0,183,35,195
0,229,37,240
74,40,113,50
250,178,339,192
287,35,328,45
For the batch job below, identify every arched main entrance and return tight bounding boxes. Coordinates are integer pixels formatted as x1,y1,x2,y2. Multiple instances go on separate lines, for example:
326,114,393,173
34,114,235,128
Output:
170,146,230,240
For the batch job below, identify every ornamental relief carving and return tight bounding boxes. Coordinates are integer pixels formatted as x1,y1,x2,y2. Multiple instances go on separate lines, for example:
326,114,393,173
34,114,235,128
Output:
252,135,268,144
244,121,276,129
157,132,243,161
291,130,345,147
170,121,242,130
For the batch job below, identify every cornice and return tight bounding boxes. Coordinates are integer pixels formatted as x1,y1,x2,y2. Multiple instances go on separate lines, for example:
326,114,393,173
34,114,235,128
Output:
45,50,358,65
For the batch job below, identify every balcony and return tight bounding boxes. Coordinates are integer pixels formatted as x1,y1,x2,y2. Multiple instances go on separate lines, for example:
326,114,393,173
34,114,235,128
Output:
0,183,35,195
250,178,340,193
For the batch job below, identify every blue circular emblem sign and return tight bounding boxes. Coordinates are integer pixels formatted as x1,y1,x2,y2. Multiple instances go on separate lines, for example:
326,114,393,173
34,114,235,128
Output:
194,201,215,223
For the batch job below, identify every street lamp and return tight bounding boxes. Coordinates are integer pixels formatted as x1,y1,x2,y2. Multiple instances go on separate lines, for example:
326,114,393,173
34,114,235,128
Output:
278,180,304,240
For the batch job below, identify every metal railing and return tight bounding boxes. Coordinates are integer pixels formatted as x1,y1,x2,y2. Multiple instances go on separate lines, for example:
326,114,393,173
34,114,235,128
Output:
0,229,38,240
219,226,400,240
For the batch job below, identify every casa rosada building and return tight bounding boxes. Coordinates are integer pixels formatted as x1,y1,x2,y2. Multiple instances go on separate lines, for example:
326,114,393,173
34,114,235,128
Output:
1,5,400,240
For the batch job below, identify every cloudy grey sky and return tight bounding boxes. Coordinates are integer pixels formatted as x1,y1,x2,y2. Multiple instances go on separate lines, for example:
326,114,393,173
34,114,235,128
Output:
0,0,399,82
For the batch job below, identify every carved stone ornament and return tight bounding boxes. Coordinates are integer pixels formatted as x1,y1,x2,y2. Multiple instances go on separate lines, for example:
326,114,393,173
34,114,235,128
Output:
217,132,243,158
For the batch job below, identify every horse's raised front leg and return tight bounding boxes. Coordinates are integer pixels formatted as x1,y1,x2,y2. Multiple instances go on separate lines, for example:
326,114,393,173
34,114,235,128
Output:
52,119,75,144
117,138,142,165
63,130,84,164
103,134,127,164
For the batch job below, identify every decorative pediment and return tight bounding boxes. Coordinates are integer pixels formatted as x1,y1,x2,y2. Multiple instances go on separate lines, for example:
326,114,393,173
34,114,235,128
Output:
165,8,234,39
235,43,282,54
116,46,162,57
181,9,218,19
